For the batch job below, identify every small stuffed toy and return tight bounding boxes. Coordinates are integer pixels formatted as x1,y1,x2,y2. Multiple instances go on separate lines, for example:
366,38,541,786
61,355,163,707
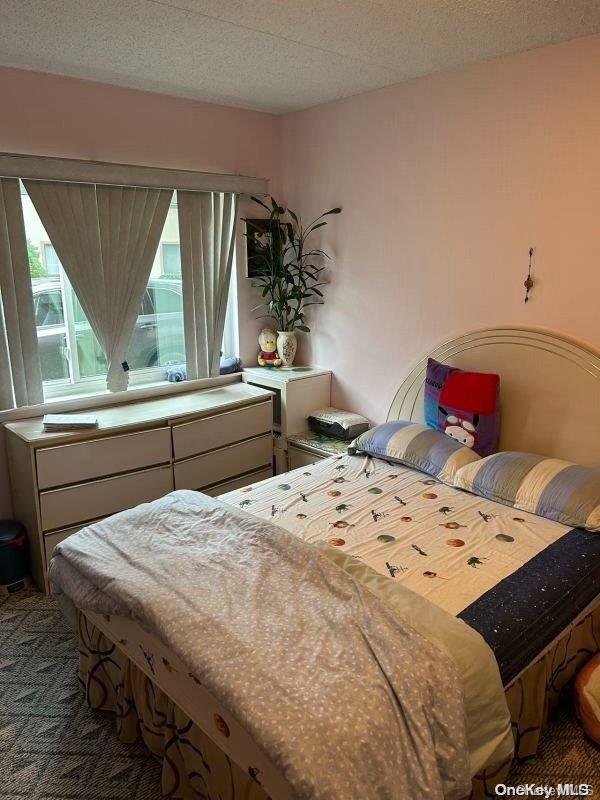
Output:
258,328,282,367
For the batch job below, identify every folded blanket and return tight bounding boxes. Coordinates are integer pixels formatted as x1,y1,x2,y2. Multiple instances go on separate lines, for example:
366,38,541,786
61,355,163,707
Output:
50,491,474,800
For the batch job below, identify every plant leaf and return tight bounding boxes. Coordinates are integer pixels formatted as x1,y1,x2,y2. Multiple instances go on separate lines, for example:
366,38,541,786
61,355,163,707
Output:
251,196,271,212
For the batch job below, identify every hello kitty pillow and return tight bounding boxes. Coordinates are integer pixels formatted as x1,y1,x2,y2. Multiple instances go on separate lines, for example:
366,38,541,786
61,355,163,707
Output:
424,358,500,457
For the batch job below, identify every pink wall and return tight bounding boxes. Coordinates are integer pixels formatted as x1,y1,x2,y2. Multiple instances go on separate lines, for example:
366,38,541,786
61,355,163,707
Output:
0,66,278,179
280,34,600,423
0,67,280,517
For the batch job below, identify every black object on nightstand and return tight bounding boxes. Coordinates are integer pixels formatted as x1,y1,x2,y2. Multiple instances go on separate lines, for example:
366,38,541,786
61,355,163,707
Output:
307,408,370,441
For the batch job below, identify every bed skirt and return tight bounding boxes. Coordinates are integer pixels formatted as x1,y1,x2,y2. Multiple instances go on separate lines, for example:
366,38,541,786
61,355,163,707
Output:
78,607,600,800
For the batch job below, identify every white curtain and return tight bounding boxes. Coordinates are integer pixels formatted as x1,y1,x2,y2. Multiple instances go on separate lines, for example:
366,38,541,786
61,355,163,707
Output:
178,191,238,378
24,180,172,392
0,178,43,410
96,185,174,390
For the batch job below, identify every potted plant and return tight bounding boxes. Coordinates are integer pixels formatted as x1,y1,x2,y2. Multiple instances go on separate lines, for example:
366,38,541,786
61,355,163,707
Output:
244,196,341,366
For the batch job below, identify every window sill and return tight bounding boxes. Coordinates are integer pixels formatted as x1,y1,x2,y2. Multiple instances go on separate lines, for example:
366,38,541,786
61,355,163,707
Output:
41,367,173,402
42,378,167,404
0,373,241,423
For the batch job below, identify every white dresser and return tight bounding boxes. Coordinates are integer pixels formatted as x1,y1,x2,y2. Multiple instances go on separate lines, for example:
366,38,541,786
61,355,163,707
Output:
5,382,273,593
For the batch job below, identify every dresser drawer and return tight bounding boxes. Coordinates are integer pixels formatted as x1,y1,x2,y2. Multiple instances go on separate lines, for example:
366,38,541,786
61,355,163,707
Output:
174,434,272,491
36,427,171,489
172,400,272,460
204,467,273,497
43,522,100,565
288,445,326,470
40,465,173,531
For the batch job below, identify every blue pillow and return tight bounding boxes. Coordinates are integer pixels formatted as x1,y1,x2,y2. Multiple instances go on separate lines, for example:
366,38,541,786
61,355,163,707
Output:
454,452,600,531
349,420,480,484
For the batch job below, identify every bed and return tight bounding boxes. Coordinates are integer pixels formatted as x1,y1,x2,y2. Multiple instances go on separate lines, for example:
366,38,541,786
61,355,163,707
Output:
50,327,600,800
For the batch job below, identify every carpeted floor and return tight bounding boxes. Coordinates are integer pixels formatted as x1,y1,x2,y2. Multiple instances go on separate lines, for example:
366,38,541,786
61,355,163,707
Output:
0,589,161,800
1,589,598,799
506,705,600,787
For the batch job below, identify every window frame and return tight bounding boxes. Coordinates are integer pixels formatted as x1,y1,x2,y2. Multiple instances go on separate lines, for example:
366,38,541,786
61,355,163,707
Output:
42,364,171,400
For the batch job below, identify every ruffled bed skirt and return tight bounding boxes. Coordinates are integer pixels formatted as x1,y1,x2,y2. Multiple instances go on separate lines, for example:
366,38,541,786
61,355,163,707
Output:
473,606,600,798
78,607,600,800
78,614,268,800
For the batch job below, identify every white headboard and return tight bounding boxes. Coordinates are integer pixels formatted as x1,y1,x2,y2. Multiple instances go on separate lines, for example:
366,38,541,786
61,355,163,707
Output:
387,327,600,467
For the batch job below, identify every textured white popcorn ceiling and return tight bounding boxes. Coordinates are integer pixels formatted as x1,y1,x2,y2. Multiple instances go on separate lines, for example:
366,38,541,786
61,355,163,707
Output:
1,0,600,113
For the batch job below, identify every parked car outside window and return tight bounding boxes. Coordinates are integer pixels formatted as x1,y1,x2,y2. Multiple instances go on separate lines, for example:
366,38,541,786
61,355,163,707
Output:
33,277,185,383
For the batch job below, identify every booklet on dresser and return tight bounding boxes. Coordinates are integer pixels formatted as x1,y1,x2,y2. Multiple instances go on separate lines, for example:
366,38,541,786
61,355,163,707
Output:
42,413,99,431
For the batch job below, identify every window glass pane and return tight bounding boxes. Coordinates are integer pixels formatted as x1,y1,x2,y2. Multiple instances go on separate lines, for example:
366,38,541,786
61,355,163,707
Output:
221,250,238,359
73,302,107,378
21,184,107,386
33,288,69,381
127,200,185,369
30,278,70,382
140,288,155,316
154,286,183,314
161,243,181,277
154,282,185,366
127,279,184,368
72,294,87,324
43,243,61,276
34,289,64,327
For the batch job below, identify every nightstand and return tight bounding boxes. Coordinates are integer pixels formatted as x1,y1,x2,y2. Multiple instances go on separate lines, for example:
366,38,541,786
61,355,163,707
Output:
242,366,331,473
287,431,349,469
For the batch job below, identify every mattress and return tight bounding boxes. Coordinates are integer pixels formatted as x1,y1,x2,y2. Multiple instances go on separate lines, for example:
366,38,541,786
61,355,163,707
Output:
221,452,600,685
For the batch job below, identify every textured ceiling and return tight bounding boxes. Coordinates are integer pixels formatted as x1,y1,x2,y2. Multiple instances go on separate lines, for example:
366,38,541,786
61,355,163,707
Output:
1,1,600,113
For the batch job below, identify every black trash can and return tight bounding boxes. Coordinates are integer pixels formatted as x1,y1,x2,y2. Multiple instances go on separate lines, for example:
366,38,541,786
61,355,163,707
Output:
0,521,29,594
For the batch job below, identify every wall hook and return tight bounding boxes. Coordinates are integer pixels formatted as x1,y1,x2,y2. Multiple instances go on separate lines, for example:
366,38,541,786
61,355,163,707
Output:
524,247,534,303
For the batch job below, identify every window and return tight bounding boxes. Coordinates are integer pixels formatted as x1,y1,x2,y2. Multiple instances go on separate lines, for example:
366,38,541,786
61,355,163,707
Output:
126,282,185,370
34,288,64,327
32,288,69,381
42,243,61,276
161,243,181,277
20,185,237,400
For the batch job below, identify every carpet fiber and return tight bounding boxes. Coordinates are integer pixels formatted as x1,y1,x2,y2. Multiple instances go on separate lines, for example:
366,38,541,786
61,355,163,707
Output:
0,590,161,800
1,589,598,798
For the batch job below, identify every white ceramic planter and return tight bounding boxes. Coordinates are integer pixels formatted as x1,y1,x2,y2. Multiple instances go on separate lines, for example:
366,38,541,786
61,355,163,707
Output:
277,331,298,366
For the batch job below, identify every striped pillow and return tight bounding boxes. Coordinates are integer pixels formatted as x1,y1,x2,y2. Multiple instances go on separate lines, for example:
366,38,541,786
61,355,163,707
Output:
454,452,600,531
348,420,480,484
